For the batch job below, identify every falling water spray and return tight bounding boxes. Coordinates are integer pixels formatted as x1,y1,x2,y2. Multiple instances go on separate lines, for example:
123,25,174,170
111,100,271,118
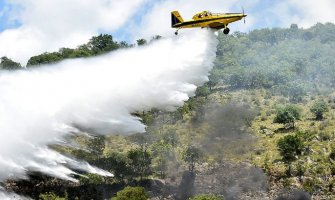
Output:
0,29,218,186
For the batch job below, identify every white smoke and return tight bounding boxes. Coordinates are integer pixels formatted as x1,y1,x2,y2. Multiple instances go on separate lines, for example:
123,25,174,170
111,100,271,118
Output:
0,187,30,200
0,30,218,183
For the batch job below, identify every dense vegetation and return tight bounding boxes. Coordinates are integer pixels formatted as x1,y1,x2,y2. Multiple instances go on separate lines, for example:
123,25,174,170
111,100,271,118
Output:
2,23,335,199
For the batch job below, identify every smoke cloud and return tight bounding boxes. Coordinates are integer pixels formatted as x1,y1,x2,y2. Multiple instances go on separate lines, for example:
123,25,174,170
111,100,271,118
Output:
0,30,218,183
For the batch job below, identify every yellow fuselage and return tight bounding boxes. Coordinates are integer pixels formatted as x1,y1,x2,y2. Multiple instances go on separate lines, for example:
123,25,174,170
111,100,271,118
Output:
172,11,246,30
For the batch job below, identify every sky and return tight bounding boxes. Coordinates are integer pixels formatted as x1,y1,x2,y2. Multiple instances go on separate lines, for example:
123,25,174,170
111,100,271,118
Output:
0,0,334,65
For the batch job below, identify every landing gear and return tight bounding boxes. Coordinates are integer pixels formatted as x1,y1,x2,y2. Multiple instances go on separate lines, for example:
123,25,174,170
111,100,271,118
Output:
175,31,178,35
223,27,230,35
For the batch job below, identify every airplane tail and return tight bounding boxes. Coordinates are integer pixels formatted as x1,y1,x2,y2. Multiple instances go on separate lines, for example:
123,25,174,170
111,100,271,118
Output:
171,11,184,27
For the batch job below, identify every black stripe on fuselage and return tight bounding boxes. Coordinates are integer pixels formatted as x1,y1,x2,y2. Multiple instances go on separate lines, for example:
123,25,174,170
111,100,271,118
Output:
172,16,241,28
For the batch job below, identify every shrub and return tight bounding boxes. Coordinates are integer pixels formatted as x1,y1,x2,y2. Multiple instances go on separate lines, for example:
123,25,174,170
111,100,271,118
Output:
310,100,328,120
189,194,223,200
329,148,335,160
195,85,210,98
274,105,301,129
111,186,148,200
39,192,66,200
277,135,304,163
79,173,105,185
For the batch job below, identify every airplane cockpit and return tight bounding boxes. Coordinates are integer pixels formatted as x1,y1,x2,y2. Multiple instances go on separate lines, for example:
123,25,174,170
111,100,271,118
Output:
192,11,212,20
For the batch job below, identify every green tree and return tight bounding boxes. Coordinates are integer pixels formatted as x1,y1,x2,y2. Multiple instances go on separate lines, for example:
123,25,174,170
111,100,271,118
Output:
195,85,210,98
277,82,307,103
277,134,304,175
274,105,301,129
151,141,170,179
92,152,131,182
136,39,147,46
127,148,152,180
105,153,131,181
0,56,21,70
111,186,148,200
310,100,328,120
88,34,119,55
68,49,92,58
189,194,222,200
27,52,63,66
58,47,75,58
182,146,202,172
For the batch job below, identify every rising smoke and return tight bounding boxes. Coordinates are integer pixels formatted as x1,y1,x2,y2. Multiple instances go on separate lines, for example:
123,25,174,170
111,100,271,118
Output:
0,30,218,183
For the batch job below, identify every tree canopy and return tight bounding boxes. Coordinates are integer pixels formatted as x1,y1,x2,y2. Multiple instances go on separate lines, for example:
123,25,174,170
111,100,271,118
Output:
274,105,301,129
310,100,328,120
0,56,22,70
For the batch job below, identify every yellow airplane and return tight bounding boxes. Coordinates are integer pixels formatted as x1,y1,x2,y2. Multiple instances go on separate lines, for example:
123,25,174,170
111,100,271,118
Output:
171,10,247,35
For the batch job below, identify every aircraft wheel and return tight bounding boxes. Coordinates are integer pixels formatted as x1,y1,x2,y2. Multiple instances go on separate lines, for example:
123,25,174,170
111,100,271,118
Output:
223,28,230,35
175,31,178,35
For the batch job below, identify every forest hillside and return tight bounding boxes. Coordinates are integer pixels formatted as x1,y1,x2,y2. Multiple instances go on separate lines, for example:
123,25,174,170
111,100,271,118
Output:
2,23,335,200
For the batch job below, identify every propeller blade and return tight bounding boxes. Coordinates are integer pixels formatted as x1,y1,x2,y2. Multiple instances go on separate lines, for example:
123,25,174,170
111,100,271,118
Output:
242,7,246,24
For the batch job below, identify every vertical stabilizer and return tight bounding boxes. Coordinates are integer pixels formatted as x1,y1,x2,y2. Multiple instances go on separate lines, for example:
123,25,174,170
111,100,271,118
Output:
171,11,184,27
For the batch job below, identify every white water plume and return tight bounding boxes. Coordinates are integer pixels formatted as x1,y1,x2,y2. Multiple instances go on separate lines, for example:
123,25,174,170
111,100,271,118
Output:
0,29,218,182
0,187,30,200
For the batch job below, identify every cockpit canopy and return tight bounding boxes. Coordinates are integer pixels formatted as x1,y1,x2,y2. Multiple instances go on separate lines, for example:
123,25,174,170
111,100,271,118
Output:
192,11,212,20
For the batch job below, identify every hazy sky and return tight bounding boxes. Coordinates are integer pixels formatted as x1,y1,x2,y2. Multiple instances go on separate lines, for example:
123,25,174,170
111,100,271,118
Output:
0,0,334,64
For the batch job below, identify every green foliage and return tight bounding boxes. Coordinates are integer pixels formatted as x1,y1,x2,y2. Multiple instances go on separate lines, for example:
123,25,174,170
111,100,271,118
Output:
151,141,171,178
27,33,128,67
87,135,105,160
276,82,307,103
94,152,131,181
195,85,210,98
162,130,179,148
88,34,119,55
189,194,222,200
310,100,328,120
208,68,221,91
182,145,202,172
274,105,301,129
39,192,66,200
329,148,335,160
79,173,105,185
140,112,155,125
214,23,335,93
277,135,304,163
127,148,152,180
27,52,63,66
0,56,21,70
151,130,179,178
111,186,148,200
136,39,147,46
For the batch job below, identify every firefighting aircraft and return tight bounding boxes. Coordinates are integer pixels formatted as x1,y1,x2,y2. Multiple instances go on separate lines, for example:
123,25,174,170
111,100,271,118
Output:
171,10,247,35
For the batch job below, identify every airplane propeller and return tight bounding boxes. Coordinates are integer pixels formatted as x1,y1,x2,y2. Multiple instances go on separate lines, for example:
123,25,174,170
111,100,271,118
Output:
242,7,246,24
